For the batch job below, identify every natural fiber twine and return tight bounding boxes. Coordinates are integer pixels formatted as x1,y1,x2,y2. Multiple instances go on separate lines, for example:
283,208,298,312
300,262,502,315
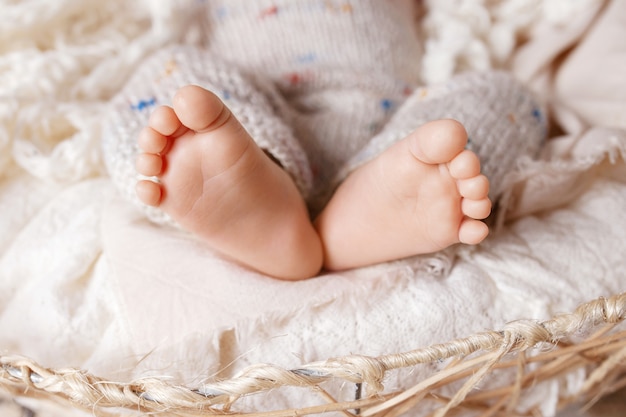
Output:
1,292,625,417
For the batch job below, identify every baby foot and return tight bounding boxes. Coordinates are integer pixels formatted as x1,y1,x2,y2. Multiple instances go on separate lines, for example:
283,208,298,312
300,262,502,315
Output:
315,119,491,271
135,85,322,280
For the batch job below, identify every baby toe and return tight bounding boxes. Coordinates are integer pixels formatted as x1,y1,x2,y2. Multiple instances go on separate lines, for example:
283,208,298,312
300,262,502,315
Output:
408,120,467,164
136,180,162,207
458,175,490,200
148,106,182,136
461,198,492,220
448,150,481,179
173,85,229,133
138,127,168,154
458,219,489,245
136,153,163,177
409,119,468,164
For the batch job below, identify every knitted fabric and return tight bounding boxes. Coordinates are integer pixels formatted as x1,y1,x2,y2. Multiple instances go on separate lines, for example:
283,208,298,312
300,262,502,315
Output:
103,46,312,226
102,0,546,224
201,0,422,209
340,71,547,200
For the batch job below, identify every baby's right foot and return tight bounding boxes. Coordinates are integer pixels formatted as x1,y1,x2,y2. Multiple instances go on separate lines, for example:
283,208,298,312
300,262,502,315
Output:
135,85,322,280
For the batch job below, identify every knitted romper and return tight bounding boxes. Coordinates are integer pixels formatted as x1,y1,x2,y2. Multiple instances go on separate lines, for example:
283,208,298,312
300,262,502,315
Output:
102,0,546,224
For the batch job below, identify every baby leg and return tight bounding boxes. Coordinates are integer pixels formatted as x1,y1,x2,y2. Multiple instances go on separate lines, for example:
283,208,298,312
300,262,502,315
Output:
103,46,321,279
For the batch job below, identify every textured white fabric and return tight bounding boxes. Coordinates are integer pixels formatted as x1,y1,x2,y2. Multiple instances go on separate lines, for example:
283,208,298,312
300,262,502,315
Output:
1,1,625,417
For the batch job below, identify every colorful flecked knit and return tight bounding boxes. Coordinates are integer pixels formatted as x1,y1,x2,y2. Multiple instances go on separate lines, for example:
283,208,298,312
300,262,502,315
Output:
102,0,546,224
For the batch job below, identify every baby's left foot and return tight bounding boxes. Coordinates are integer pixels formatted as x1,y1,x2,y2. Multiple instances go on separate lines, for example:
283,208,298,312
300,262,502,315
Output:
316,119,491,271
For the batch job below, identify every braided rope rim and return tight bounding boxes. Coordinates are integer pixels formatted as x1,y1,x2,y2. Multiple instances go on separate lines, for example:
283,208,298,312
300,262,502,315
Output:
1,292,625,417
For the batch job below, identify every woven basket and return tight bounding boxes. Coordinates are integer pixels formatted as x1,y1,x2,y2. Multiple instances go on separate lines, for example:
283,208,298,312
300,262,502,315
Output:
1,292,625,417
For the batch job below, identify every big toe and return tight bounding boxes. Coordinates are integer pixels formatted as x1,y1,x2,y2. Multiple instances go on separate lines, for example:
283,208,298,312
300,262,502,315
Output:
172,85,229,132
409,119,468,164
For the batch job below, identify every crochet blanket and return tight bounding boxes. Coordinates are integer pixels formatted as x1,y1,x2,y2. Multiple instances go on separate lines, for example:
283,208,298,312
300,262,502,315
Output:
1,0,625,416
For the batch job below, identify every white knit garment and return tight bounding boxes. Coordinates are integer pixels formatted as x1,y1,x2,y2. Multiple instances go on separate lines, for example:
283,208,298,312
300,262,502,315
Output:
102,0,546,223
103,45,315,225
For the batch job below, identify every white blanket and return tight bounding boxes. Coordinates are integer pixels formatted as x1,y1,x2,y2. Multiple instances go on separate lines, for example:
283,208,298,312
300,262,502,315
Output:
1,1,625,416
